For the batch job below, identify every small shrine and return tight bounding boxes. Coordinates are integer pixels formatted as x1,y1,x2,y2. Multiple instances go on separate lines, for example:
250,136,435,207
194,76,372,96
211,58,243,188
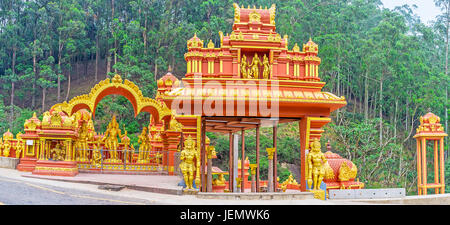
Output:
414,111,447,195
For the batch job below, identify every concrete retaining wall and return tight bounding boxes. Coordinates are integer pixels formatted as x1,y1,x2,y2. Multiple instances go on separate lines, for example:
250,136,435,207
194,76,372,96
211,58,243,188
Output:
0,157,19,169
329,188,405,200
341,194,450,205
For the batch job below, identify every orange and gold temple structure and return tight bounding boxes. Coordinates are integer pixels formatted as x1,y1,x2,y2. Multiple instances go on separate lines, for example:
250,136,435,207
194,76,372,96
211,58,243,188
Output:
414,111,447,195
0,3,375,199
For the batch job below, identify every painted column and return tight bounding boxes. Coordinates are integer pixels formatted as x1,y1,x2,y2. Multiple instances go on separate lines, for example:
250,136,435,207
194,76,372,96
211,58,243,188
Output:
421,137,427,195
229,132,233,192
256,125,260,192
440,137,445,193
267,148,275,192
416,138,422,195
434,140,439,194
250,164,257,192
273,123,278,192
200,118,206,192
233,133,239,192
207,147,213,192
241,129,245,193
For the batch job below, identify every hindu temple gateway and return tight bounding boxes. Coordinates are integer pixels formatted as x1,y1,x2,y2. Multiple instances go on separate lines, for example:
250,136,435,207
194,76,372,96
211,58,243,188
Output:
0,3,444,199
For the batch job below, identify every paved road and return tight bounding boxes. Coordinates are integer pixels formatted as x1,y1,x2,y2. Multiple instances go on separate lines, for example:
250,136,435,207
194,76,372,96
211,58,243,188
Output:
0,168,356,205
0,176,153,205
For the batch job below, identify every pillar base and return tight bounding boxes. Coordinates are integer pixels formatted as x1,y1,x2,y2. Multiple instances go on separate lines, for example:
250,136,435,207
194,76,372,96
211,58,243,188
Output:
309,190,325,200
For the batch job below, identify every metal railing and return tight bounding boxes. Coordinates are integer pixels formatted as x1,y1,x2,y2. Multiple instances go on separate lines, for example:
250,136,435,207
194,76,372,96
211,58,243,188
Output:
74,148,168,174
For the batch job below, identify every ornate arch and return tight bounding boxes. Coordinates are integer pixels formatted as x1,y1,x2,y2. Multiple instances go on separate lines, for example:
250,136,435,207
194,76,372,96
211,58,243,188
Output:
51,74,173,123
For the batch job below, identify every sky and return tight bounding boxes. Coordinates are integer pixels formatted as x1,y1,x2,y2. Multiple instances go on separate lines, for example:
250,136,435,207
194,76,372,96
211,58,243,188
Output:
381,0,443,24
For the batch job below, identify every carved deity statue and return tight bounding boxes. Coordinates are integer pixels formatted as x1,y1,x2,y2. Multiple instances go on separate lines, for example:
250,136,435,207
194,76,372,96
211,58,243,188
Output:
240,55,249,78
50,142,66,161
121,127,131,163
306,139,327,190
212,173,226,186
15,133,24,158
76,122,89,161
91,140,102,166
169,115,183,132
248,53,262,79
262,54,270,79
42,111,51,126
102,116,123,162
2,133,12,157
180,135,197,190
137,127,149,163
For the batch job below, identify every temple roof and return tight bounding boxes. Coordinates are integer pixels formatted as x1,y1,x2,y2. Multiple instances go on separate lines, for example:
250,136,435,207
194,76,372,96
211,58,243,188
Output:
414,111,447,138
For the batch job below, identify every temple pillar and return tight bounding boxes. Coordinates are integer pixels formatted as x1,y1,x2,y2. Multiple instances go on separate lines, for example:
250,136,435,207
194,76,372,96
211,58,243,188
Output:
206,145,214,192
233,133,239,192
250,164,257,192
201,118,206,192
228,132,233,192
267,148,275,192
273,122,278,191
256,125,260,192
165,131,181,175
299,117,331,191
241,129,245,193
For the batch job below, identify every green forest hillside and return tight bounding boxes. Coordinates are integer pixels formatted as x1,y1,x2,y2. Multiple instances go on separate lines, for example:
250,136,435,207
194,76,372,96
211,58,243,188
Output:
0,0,449,194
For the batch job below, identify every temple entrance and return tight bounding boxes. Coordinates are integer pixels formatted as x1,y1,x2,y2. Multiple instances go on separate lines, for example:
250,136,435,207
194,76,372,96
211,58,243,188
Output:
17,74,182,176
73,95,170,175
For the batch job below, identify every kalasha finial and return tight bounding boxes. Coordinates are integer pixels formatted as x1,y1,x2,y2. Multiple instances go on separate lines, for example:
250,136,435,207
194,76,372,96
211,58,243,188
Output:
427,107,432,113
168,65,172,72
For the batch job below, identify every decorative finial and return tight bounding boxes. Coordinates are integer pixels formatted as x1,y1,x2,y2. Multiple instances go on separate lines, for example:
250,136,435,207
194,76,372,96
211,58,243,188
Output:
427,107,432,113
168,65,172,72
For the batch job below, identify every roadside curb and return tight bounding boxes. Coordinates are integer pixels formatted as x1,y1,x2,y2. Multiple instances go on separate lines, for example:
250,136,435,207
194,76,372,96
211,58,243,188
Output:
22,174,183,196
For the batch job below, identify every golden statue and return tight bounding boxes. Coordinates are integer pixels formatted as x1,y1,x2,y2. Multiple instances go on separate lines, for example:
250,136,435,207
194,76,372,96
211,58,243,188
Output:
180,135,197,190
137,127,149,163
282,173,299,186
248,53,262,79
169,115,183,132
76,122,89,161
102,116,123,163
42,111,51,126
50,110,62,126
63,114,76,128
91,140,102,166
2,132,12,157
262,54,270,79
156,152,163,164
87,120,95,141
50,142,66,161
15,132,24,158
212,173,226,186
306,139,327,190
121,127,131,163
240,55,249,78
